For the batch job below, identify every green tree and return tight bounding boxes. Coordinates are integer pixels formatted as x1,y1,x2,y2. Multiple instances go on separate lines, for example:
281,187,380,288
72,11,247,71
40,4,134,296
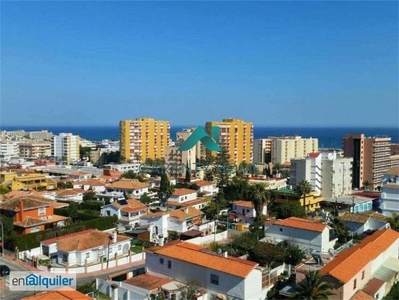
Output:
248,242,282,269
275,202,306,219
83,191,96,202
204,170,214,181
159,173,174,199
178,279,201,300
231,232,258,256
296,180,312,210
168,230,180,241
292,270,335,299
0,185,10,195
67,202,79,223
79,146,92,160
214,149,233,188
273,163,282,175
0,215,14,236
223,177,251,201
278,240,306,266
387,213,399,231
362,180,371,190
122,170,138,179
329,217,350,245
140,193,152,204
247,183,269,240
184,162,191,183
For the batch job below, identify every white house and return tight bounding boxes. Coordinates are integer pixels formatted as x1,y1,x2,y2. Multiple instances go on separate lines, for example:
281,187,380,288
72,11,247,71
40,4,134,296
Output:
40,229,131,267
264,217,336,253
231,200,267,226
340,211,390,236
73,179,106,193
192,180,219,196
148,176,177,189
166,188,210,210
101,199,148,229
54,189,84,203
140,207,205,244
105,179,150,199
381,167,399,217
145,241,270,300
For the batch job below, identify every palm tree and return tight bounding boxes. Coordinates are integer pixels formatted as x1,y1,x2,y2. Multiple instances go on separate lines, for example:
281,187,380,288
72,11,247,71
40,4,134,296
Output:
247,183,269,240
388,213,399,231
296,180,312,210
292,270,335,299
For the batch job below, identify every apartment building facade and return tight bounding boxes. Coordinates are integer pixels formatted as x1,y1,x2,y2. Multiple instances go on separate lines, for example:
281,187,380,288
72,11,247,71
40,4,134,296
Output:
271,136,318,165
343,134,392,188
52,133,80,164
28,130,53,141
205,118,253,165
290,152,352,198
18,141,51,158
0,140,19,160
253,138,272,164
120,118,170,162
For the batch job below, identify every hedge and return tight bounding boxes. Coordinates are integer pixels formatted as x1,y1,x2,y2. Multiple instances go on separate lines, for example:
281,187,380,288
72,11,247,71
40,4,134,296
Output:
6,215,118,251
80,201,105,211
54,208,100,221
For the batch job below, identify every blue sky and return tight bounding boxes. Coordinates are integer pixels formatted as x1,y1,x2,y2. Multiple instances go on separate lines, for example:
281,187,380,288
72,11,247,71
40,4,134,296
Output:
1,1,398,127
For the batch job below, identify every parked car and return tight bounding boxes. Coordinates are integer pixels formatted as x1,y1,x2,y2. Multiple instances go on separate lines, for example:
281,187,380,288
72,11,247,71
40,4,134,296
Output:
0,265,10,277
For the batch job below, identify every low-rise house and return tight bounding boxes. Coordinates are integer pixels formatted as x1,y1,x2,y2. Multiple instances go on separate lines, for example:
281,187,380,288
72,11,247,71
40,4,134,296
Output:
0,171,57,191
105,179,150,199
0,196,68,234
55,189,85,203
98,169,123,183
41,229,131,267
340,211,390,236
264,217,336,253
139,207,205,244
145,241,270,300
232,200,267,225
192,180,219,196
319,229,399,300
166,188,210,210
96,191,125,203
97,273,187,300
101,199,148,229
148,176,176,189
73,179,106,193
323,195,374,213
247,175,287,190
68,171,91,181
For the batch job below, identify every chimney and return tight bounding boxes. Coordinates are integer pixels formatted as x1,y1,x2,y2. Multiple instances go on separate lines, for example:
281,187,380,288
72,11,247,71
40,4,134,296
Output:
104,169,111,176
17,200,24,222
112,231,117,243
110,283,118,300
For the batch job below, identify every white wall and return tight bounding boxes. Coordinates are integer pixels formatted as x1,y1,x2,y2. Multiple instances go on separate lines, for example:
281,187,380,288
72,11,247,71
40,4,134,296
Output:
381,185,399,217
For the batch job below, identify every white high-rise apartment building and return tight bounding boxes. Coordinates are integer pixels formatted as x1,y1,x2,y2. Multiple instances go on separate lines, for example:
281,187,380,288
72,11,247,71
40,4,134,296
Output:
52,133,80,164
0,140,19,160
272,136,318,165
291,152,352,198
380,167,399,217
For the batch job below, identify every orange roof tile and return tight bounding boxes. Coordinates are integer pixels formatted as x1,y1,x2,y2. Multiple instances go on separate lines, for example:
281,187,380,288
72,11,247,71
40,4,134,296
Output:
141,211,169,219
123,273,173,291
57,230,130,252
169,207,203,222
308,152,321,158
171,188,197,196
273,217,327,233
153,242,258,278
194,180,214,187
168,198,210,208
112,198,148,213
106,179,149,190
351,290,375,300
320,229,399,283
233,200,254,209
362,278,385,296
41,229,95,245
0,196,53,211
56,189,85,197
21,287,91,300
74,179,105,186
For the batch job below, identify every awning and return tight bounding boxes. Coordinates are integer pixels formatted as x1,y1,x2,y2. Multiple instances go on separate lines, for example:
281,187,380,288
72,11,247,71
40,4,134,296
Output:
373,257,399,282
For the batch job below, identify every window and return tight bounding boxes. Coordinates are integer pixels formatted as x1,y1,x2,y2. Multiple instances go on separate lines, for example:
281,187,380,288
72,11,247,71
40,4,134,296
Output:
167,260,172,269
86,253,90,258
210,274,219,285
62,254,68,262
361,270,365,279
280,228,283,232
38,207,46,216
353,279,357,290
106,211,111,216
160,258,164,264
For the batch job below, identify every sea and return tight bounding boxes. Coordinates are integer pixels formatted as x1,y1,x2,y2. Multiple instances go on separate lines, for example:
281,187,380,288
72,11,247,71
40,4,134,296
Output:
1,125,398,149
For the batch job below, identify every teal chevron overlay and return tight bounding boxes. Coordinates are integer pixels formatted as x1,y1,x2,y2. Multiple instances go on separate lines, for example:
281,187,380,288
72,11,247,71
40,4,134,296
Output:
178,127,222,152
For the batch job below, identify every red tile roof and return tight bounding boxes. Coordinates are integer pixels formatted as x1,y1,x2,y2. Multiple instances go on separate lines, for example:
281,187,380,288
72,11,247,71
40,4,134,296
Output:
233,200,254,209
152,242,258,278
123,273,173,291
308,152,321,158
171,188,197,196
272,217,327,233
351,290,375,300
362,278,385,296
21,287,91,300
320,229,399,284
0,196,53,211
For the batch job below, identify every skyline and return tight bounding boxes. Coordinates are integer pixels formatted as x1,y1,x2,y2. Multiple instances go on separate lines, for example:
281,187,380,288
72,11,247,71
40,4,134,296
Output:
1,1,398,127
